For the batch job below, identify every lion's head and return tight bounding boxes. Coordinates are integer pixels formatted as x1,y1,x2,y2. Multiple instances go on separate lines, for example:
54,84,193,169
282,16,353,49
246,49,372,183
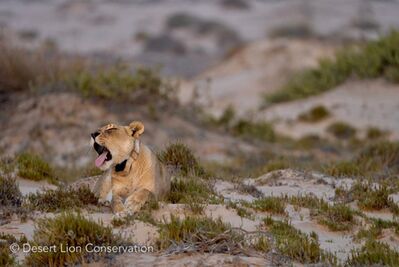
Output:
91,121,144,170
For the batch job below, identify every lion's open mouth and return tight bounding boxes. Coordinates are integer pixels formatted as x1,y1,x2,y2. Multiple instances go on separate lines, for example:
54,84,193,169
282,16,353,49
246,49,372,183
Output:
94,142,112,167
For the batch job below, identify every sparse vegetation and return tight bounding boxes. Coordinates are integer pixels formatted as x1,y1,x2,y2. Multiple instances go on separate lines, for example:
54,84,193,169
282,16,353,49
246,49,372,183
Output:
347,240,399,267
263,217,336,264
156,215,231,250
324,160,362,177
17,152,57,183
0,41,63,92
249,197,286,215
155,215,272,255
270,23,314,39
325,140,399,178
316,203,355,231
226,201,253,219
68,65,175,103
327,122,357,139
0,233,25,266
27,186,98,212
335,181,399,215
25,212,124,266
298,105,330,123
0,246,15,267
366,127,387,140
259,159,290,173
265,31,399,104
0,175,22,207
220,0,250,10
165,12,241,48
231,119,275,142
166,176,214,204
158,142,207,177
356,218,399,240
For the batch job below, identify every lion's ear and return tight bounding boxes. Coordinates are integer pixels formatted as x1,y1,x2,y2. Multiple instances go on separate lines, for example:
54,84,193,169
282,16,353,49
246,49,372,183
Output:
128,121,144,138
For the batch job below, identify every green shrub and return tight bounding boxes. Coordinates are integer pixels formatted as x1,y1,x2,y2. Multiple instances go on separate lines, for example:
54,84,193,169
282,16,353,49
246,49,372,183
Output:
366,127,387,140
337,181,398,214
270,23,314,39
166,176,214,204
317,204,355,231
298,105,330,123
253,236,270,252
27,186,98,212
231,119,275,142
0,233,24,266
68,65,174,103
356,141,399,174
25,212,123,266
156,215,238,250
264,217,336,264
325,141,399,178
260,159,290,173
347,240,399,267
327,122,356,139
217,105,236,128
287,195,356,231
0,157,16,174
0,247,15,267
265,31,399,104
250,197,286,215
17,152,56,183
0,175,22,207
324,161,363,177
356,218,399,240
158,142,207,177
157,216,227,249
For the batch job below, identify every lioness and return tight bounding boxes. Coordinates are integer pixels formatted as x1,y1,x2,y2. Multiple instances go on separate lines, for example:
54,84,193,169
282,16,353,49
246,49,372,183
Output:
91,121,170,216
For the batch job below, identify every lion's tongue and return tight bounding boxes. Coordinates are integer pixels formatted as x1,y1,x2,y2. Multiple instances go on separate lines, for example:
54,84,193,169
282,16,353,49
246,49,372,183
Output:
95,151,108,167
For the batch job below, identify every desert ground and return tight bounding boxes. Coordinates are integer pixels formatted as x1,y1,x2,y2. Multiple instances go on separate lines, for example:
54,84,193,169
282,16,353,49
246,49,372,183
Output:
1,0,399,266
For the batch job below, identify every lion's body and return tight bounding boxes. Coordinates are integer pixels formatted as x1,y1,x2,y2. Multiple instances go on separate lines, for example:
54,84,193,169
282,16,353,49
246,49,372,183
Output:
91,122,170,215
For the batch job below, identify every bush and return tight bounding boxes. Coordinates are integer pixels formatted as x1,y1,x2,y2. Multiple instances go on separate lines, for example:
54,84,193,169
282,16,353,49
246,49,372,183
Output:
231,119,275,142
158,142,207,177
337,181,398,214
157,216,269,255
366,127,387,140
220,0,250,10
324,160,363,177
270,23,314,39
298,105,330,123
0,234,18,267
68,65,175,103
17,152,56,183
166,176,214,204
25,212,124,266
27,186,98,212
325,141,399,178
265,31,399,104
317,204,355,231
264,217,336,264
0,175,22,207
347,240,399,266
327,122,356,139
250,197,286,215
356,141,399,174
0,42,61,92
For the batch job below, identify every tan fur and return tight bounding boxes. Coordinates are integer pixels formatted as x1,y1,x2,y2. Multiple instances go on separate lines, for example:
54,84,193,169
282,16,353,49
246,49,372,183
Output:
92,121,170,216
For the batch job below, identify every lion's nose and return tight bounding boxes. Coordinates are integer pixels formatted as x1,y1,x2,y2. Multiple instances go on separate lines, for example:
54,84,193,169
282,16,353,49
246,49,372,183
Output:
91,132,100,139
